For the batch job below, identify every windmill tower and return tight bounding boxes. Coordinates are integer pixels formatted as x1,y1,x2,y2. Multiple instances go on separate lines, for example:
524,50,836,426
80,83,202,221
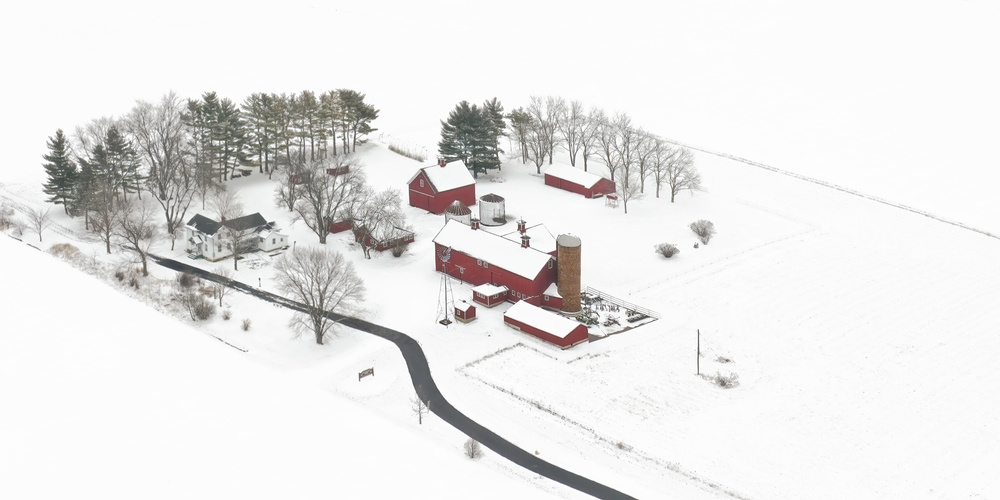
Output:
437,246,454,326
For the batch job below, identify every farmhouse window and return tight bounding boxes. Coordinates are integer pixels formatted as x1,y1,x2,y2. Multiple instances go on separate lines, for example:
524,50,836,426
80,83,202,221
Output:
272,238,276,244
217,245,222,252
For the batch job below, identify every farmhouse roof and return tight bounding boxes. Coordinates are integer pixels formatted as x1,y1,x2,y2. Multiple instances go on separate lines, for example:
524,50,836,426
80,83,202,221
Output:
544,163,605,189
504,301,581,339
433,220,552,280
186,213,269,235
408,159,475,192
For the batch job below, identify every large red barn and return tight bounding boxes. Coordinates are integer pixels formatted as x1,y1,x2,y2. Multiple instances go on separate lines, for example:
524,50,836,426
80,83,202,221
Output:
432,219,556,307
503,301,589,349
544,163,616,199
407,159,476,214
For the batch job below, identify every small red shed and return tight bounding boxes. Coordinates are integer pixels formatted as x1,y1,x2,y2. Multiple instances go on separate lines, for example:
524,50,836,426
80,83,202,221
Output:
503,301,589,349
407,159,477,214
472,283,509,307
543,163,616,199
455,300,477,323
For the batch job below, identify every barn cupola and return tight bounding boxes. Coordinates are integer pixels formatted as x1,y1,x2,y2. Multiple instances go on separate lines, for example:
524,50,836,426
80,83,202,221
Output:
437,156,447,167
521,234,531,248
470,217,480,230
517,219,527,234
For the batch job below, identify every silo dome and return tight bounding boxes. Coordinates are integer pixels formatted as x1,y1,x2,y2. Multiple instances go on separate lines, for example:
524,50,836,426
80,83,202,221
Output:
479,193,506,226
444,200,472,226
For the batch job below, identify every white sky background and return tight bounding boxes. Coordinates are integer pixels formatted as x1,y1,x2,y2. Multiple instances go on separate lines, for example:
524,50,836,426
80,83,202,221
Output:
2,0,998,231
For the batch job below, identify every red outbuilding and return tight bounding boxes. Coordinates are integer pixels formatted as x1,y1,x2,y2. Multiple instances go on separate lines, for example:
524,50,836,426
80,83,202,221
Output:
543,163,616,199
455,300,477,323
432,219,556,307
472,283,509,307
503,301,589,349
407,158,477,214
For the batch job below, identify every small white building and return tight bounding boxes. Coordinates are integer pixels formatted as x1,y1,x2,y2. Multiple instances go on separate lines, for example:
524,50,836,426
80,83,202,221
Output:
185,213,288,261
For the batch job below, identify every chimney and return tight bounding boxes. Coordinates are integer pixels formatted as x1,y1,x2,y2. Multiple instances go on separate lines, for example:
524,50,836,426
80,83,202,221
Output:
517,219,526,234
470,218,480,230
438,157,447,167
521,235,531,248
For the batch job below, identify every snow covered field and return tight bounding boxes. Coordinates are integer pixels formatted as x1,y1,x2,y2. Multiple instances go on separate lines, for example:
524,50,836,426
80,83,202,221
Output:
3,1,999,498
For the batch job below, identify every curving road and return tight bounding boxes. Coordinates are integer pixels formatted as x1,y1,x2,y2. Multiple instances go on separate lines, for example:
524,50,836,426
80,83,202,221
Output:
151,255,637,500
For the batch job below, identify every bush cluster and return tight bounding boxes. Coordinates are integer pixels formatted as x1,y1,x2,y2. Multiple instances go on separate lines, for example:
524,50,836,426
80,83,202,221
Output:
690,219,716,244
654,242,680,258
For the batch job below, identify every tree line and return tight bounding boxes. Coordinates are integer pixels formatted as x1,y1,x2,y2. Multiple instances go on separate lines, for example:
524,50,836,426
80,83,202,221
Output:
439,95,701,214
41,89,380,257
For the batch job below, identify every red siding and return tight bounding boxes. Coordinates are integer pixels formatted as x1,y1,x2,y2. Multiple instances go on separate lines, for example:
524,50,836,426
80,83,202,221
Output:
408,172,476,214
543,173,616,199
435,242,556,305
503,316,589,349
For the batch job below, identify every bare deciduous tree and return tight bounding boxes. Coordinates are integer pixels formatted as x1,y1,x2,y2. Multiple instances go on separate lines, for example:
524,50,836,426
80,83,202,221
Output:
527,96,565,165
25,206,53,242
559,99,585,167
290,155,365,244
127,92,197,251
209,186,244,222
212,266,233,307
664,146,700,203
463,438,483,459
352,187,409,259
272,246,366,345
411,394,429,425
115,200,158,276
579,107,602,172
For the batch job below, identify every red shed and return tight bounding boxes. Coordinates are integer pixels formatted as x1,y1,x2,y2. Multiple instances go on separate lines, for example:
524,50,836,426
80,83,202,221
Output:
407,159,476,214
503,301,589,349
544,163,616,198
455,300,477,323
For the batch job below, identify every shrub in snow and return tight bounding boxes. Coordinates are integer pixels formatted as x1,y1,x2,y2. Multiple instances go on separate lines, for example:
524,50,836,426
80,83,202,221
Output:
194,298,215,321
716,355,733,363
390,242,409,258
463,438,483,459
615,441,633,452
48,243,81,261
241,318,251,331
176,271,196,289
222,309,232,321
654,242,680,258
114,270,126,282
690,219,716,245
712,371,740,389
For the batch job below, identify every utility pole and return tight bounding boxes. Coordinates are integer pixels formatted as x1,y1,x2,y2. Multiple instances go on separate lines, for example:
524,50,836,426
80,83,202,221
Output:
697,329,701,375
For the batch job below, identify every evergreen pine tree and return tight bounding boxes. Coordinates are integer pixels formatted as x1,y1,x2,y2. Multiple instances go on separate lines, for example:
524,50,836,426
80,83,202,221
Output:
438,101,502,178
41,129,78,214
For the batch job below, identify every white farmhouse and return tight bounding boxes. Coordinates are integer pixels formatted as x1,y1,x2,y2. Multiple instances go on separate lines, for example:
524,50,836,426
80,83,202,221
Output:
185,213,289,261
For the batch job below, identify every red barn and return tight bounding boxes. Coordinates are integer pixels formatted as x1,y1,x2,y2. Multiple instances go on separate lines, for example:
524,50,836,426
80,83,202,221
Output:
503,301,589,349
432,220,556,307
407,159,476,214
544,163,616,198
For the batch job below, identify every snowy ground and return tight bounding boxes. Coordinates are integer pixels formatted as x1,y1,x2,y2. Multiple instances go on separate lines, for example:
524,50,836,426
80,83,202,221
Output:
4,136,999,498
3,1,999,498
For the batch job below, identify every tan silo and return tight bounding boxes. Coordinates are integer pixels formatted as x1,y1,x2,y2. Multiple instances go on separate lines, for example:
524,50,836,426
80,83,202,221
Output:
556,234,582,314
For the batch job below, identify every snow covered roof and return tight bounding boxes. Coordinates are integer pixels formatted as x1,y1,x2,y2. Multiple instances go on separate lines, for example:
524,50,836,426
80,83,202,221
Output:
433,220,552,280
544,282,561,298
543,163,606,189
504,301,582,338
455,300,474,313
408,160,475,192
502,224,557,254
473,283,508,297
445,200,472,215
